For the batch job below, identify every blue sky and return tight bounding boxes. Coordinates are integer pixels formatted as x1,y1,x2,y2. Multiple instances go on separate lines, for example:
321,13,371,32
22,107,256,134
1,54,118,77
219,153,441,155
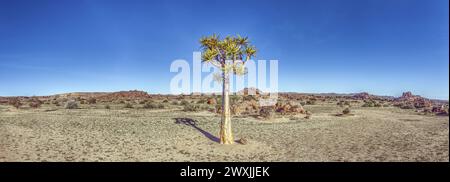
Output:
0,0,448,99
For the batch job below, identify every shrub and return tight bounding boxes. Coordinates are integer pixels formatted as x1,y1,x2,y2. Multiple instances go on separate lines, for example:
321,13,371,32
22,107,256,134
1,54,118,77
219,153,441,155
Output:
180,100,189,106
87,98,96,104
400,103,415,109
200,105,210,111
28,98,42,109
337,100,350,107
29,101,42,108
215,104,222,114
362,100,378,107
105,105,111,109
157,103,165,109
206,98,217,105
231,105,242,115
343,107,351,115
124,103,133,108
305,99,316,105
143,102,156,109
143,102,165,109
259,106,275,119
139,100,147,104
243,95,256,101
80,100,86,104
65,100,79,109
197,99,207,104
171,100,179,105
9,98,22,109
230,95,241,105
162,99,169,103
183,104,201,112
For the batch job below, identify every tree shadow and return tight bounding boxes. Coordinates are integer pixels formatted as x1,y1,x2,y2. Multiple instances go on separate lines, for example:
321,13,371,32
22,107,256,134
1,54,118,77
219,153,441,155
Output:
174,118,220,143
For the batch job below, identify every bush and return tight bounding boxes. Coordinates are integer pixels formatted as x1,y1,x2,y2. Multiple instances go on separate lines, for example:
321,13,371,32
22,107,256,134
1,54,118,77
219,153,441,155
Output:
197,99,207,104
162,99,169,103
206,98,217,105
29,101,42,108
124,103,133,108
80,100,86,104
9,98,22,109
87,98,96,104
230,95,241,105
259,106,275,119
305,99,316,105
65,100,79,109
243,95,256,101
180,100,189,106
362,100,379,107
143,102,164,109
171,100,179,105
343,107,351,114
183,104,201,112
400,103,415,109
337,100,350,107
105,105,111,109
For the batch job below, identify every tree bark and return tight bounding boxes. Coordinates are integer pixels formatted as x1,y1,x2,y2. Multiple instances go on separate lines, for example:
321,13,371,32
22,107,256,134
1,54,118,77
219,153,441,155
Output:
219,70,234,144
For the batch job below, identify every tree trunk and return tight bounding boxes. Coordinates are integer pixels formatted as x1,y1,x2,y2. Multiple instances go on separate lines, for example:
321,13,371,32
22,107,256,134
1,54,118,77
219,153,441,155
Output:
219,71,234,144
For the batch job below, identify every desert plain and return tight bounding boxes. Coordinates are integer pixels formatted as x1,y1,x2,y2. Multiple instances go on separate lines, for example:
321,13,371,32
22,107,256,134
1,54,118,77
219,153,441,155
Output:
0,90,448,162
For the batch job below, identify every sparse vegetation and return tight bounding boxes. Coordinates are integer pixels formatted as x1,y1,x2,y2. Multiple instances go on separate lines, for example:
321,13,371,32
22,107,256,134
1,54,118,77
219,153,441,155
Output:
180,100,189,106
362,100,381,107
399,102,415,109
259,106,275,119
183,103,201,112
337,100,351,107
29,101,42,108
124,103,133,108
9,98,22,109
343,107,351,115
87,98,96,104
0,90,447,162
64,100,79,109
306,99,316,105
143,102,164,109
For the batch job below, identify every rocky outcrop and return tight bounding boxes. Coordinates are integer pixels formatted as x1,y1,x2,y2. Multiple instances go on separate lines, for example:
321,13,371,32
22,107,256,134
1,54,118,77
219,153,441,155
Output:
352,92,371,100
394,92,433,109
97,90,151,101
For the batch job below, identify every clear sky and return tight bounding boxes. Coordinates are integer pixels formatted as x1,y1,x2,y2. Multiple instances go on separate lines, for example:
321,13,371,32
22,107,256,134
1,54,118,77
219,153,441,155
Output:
0,0,448,99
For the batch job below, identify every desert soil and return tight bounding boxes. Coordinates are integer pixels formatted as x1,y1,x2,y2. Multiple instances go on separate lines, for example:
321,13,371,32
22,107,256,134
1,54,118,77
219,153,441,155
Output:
0,103,448,162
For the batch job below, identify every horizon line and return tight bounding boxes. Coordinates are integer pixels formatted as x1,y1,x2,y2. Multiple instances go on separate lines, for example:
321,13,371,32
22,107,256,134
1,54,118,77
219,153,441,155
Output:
0,89,448,101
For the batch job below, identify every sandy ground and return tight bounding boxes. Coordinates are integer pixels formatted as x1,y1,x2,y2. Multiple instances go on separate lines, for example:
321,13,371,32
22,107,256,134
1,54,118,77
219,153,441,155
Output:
0,103,448,162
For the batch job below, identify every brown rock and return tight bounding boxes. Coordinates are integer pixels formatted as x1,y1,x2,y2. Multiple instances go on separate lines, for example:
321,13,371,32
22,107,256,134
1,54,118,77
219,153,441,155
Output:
238,138,248,145
207,98,216,105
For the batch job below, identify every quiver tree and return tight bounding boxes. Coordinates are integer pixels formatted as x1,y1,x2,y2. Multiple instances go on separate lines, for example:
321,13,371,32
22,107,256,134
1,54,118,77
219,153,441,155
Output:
200,34,257,144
